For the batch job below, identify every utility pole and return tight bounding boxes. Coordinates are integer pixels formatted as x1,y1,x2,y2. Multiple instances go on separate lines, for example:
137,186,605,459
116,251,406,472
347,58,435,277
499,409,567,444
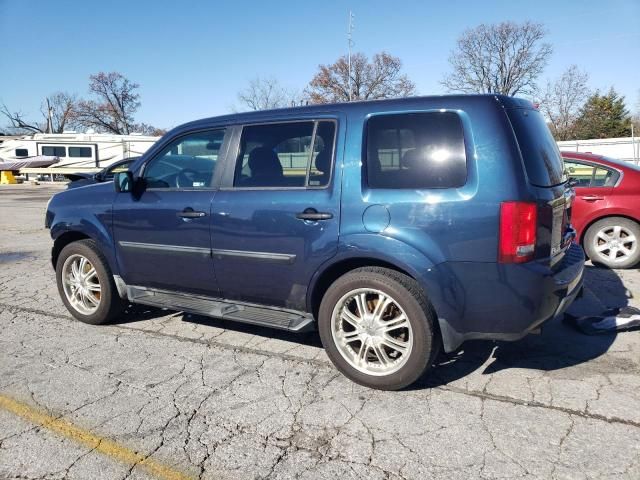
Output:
347,11,355,102
45,98,54,134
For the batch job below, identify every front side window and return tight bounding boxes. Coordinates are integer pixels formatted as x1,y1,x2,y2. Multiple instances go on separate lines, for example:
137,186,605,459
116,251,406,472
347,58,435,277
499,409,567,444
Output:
42,146,66,157
15,148,28,157
143,129,225,189
233,120,336,188
68,147,92,158
104,160,134,180
365,112,467,189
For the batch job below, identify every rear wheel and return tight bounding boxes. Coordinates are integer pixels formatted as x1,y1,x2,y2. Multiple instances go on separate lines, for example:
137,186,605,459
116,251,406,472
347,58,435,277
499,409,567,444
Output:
56,240,126,324
584,217,640,269
318,267,440,390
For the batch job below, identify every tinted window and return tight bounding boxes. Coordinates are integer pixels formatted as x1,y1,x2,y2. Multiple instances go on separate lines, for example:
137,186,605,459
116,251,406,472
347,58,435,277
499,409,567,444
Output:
42,146,66,157
365,112,467,189
68,147,92,158
15,148,28,157
507,108,565,187
143,130,225,189
234,121,336,188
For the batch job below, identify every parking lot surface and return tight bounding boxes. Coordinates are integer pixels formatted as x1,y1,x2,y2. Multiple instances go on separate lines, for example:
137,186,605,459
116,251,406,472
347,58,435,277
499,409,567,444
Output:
1,184,639,480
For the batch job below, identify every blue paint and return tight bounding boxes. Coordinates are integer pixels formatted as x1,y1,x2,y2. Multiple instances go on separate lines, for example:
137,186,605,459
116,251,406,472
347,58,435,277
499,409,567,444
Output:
46,95,584,352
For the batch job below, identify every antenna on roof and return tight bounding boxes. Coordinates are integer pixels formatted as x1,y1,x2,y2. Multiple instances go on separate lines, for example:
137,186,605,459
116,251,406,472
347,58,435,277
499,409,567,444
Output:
347,11,355,102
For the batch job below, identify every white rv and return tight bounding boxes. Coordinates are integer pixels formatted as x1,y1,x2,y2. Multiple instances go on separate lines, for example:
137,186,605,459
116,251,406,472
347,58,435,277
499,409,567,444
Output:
0,132,160,169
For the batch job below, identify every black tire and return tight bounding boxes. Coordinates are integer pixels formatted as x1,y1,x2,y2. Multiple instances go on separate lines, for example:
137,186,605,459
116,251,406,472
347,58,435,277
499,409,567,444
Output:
318,267,440,390
584,217,640,269
55,239,126,324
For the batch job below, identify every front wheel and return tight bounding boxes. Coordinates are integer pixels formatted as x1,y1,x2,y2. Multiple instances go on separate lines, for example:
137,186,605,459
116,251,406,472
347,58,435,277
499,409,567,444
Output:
56,239,126,324
584,217,640,269
318,267,440,390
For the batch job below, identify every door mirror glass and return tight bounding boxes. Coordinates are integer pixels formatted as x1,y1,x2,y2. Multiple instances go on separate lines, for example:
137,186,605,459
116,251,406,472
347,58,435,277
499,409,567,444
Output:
114,171,134,193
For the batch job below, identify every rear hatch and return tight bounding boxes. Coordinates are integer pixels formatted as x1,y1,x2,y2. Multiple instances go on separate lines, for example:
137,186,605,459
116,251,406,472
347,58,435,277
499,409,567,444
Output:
505,105,573,265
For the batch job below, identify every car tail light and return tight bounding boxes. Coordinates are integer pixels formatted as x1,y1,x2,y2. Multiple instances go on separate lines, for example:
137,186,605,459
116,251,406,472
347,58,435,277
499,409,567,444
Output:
499,202,537,263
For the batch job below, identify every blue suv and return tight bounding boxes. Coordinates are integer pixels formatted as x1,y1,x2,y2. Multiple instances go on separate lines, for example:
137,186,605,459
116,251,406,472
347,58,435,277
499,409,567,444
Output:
46,95,584,390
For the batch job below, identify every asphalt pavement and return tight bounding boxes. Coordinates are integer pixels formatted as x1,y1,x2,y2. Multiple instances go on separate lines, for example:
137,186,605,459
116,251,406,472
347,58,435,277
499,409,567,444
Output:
1,184,639,480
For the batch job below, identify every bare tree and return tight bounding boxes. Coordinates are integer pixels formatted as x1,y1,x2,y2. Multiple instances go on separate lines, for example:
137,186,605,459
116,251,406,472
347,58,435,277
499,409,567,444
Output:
1,91,78,134
74,72,141,134
442,21,552,96
306,52,416,104
41,92,78,133
0,104,44,133
236,77,299,111
540,66,591,140
132,123,167,136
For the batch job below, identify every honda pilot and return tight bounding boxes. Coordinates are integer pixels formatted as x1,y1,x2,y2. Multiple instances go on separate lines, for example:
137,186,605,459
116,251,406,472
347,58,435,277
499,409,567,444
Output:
46,95,584,390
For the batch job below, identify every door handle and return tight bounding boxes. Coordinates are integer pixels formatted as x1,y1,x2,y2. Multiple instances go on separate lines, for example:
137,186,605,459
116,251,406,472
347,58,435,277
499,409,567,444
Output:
178,208,207,219
296,208,333,221
581,195,604,201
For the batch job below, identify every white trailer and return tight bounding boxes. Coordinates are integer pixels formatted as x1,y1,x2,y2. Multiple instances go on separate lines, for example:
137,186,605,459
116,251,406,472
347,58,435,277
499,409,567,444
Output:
0,132,160,169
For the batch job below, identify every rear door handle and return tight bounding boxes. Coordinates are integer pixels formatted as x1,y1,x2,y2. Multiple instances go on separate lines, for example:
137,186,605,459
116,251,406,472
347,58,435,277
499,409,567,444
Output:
178,207,207,218
581,195,604,201
296,208,333,221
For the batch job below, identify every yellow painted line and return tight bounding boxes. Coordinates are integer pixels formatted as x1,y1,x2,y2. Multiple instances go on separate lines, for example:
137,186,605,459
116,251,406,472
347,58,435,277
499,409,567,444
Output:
0,394,194,480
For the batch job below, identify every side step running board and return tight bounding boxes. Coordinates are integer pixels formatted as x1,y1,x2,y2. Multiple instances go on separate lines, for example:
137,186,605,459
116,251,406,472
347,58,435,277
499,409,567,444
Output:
126,286,315,333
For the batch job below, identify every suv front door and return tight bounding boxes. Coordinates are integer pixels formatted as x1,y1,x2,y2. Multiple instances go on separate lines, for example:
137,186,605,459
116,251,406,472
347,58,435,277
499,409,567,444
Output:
112,128,228,296
211,120,341,310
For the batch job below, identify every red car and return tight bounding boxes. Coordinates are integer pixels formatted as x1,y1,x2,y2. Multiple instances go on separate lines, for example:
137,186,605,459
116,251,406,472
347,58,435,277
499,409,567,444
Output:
562,151,640,268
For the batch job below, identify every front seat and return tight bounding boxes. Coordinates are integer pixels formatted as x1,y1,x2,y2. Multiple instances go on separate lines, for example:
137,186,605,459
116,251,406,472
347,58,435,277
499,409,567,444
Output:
246,147,284,187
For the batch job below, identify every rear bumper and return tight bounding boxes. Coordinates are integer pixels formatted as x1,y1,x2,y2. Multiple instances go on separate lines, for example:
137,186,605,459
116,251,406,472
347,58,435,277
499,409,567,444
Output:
429,243,585,352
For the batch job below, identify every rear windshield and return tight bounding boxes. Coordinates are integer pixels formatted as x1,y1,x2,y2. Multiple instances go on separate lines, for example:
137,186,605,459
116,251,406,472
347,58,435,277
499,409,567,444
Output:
507,108,565,187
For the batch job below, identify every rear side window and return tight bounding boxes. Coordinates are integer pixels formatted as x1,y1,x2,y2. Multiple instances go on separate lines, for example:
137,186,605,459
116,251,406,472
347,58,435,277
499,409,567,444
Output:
507,108,565,187
234,120,336,188
365,112,467,189
564,159,619,187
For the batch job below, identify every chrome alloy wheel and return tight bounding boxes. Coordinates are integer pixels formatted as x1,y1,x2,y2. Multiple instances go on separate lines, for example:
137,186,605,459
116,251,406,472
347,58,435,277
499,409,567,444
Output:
331,288,413,376
593,225,637,264
62,254,101,315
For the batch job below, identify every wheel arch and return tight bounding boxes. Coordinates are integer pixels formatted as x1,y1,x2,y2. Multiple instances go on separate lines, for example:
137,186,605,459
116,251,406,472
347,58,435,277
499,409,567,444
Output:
308,256,422,320
52,231,92,269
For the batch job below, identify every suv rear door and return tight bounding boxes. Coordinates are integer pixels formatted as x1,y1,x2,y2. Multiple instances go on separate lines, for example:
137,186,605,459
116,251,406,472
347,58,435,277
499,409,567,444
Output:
210,118,341,310
505,106,572,263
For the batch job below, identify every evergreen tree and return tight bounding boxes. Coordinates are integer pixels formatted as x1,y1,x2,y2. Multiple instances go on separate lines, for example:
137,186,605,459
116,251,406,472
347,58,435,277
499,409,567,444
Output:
574,88,632,139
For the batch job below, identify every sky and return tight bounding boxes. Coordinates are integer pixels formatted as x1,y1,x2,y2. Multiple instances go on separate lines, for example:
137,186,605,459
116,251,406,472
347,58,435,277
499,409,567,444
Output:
0,0,638,130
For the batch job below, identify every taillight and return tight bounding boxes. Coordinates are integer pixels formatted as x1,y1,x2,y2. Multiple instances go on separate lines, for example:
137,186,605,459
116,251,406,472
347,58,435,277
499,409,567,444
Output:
499,202,537,263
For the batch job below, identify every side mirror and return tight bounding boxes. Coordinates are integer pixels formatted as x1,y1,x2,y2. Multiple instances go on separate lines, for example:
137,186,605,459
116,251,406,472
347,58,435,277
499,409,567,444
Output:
567,178,579,188
114,171,134,193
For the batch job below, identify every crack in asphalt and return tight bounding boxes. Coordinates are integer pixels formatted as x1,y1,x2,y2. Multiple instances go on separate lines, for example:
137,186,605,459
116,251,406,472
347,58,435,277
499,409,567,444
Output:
1,301,639,432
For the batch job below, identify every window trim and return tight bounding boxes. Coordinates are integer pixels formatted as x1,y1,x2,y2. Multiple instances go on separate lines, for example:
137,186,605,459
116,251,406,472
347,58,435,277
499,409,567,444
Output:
140,127,229,191
562,158,622,188
224,118,338,191
362,110,469,190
